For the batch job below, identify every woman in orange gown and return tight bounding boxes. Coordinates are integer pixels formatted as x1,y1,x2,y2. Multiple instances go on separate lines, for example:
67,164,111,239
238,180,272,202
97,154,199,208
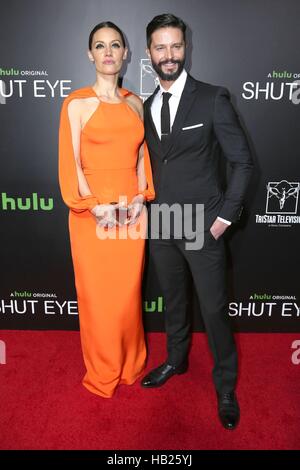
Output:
58,22,155,398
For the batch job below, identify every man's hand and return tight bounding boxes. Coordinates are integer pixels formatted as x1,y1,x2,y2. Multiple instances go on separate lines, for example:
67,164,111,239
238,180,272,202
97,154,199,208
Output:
210,218,229,240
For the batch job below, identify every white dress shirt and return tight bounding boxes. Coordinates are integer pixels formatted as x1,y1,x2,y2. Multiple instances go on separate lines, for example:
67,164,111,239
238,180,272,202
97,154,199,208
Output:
150,69,231,225
151,69,188,138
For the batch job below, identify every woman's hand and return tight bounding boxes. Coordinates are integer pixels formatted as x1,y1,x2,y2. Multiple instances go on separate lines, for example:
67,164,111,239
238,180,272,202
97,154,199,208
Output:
91,204,119,229
127,194,145,225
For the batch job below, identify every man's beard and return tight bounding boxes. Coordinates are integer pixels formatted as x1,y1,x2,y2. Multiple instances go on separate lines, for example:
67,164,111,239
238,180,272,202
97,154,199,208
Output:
152,57,185,82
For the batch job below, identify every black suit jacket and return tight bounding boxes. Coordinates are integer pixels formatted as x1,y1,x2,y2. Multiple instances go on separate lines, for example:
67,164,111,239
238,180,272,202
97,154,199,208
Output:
144,74,253,230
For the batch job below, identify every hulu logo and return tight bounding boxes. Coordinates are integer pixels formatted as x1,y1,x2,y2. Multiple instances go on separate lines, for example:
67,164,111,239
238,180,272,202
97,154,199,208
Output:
11,290,32,298
144,296,164,313
1,192,53,211
0,68,20,76
250,293,272,300
271,70,292,79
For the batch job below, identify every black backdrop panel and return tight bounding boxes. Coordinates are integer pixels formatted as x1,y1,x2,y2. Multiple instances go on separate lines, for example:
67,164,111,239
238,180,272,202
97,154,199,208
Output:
0,0,299,331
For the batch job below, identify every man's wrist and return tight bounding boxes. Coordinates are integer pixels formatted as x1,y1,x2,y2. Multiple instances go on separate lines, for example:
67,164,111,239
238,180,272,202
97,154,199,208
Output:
217,216,231,225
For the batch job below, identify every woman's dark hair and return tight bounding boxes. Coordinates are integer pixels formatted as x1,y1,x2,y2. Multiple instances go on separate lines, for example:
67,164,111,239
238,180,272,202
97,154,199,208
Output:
146,13,186,48
89,21,126,50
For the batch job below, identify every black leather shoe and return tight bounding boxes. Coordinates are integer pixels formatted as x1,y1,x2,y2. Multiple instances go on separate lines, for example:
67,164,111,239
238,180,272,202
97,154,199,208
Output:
217,392,240,430
141,361,188,388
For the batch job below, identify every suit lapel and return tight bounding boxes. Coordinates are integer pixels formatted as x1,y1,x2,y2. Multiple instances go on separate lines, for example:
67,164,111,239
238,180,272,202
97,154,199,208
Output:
163,75,198,156
145,76,198,157
144,87,162,150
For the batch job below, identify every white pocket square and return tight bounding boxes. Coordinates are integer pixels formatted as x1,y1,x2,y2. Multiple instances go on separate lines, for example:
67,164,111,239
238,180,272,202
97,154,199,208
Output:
182,123,204,131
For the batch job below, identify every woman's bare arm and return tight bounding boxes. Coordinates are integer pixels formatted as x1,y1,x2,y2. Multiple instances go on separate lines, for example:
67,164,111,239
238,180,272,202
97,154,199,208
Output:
67,99,95,200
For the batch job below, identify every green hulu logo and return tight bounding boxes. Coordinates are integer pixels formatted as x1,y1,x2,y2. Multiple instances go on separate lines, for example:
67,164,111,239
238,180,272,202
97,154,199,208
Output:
271,70,292,79
144,296,164,313
0,68,19,76
1,192,53,211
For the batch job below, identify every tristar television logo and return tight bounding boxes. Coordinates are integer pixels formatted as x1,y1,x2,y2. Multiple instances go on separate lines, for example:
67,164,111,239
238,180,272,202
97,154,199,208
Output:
266,181,299,214
139,59,159,100
256,180,300,226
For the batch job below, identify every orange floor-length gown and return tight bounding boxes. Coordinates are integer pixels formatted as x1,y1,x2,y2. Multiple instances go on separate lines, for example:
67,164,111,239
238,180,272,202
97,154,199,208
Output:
58,87,155,398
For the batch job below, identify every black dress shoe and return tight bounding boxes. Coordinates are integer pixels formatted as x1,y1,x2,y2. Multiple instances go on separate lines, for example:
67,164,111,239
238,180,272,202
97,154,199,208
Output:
217,392,240,430
141,361,188,388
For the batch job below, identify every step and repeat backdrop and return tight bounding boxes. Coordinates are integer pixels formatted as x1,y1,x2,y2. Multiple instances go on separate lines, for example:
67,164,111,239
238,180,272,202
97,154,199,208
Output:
0,0,299,332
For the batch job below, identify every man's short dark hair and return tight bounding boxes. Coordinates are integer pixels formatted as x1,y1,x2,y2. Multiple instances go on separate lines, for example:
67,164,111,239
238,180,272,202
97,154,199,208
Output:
146,13,186,48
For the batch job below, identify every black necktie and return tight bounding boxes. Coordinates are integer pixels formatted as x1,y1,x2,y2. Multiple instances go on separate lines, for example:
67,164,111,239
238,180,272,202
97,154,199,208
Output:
161,92,172,148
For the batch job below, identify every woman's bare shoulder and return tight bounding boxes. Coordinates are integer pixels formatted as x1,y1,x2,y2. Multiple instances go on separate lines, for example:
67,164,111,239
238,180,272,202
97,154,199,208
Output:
126,92,143,118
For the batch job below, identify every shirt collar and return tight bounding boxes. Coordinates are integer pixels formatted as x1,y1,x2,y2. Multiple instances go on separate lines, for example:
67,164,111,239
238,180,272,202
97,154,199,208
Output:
158,69,187,99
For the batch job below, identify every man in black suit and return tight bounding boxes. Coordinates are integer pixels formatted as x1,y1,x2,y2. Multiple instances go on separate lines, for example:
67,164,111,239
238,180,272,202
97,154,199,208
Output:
141,13,253,430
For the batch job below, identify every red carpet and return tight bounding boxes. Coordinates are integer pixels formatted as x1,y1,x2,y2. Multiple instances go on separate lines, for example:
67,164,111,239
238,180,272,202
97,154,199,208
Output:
0,331,299,450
